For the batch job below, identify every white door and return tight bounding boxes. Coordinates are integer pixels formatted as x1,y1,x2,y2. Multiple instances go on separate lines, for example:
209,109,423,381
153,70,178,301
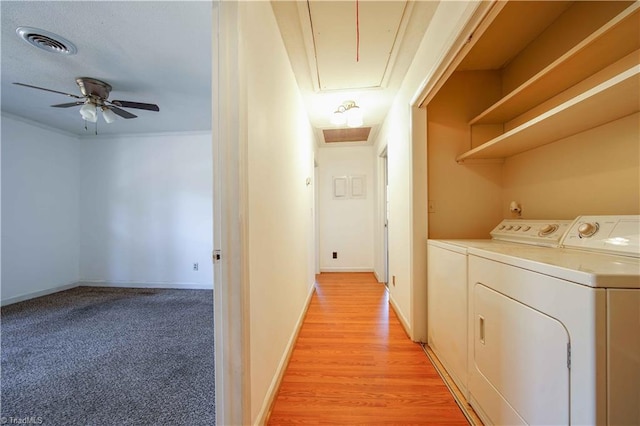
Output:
381,149,389,284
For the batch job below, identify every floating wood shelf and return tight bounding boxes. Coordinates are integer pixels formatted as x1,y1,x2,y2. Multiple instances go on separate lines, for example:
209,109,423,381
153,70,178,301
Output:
469,4,640,126
457,67,640,162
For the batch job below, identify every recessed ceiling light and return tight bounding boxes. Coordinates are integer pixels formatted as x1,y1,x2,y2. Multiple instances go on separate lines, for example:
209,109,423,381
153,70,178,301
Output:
16,27,77,55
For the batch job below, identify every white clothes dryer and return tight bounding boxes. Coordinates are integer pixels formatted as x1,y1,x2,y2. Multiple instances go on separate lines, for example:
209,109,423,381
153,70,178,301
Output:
466,215,640,426
427,220,573,399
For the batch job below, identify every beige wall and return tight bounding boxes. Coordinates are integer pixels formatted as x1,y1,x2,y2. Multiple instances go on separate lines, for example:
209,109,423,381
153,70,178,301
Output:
239,2,316,423
502,113,640,219
427,85,639,237
427,71,503,239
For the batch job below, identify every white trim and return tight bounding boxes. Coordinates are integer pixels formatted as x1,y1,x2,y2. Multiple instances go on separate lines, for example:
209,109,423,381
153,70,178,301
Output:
78,280,212,290
214,2,251,424
319,267,374,273
412,1,494,107
254,284,316,424
1,109,211,141
77,130,212,140
1,282,78,306
389,292,412,338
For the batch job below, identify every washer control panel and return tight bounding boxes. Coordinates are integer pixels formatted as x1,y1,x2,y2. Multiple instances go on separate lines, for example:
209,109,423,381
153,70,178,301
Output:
561,215,640,257
490,219,574,247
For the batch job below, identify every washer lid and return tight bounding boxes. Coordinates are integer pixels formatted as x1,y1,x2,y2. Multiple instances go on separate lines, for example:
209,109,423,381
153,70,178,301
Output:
561,215,640,258
468,244,640,288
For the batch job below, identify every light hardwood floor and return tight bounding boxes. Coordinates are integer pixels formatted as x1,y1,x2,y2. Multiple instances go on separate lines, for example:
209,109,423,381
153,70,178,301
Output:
267,272,469,424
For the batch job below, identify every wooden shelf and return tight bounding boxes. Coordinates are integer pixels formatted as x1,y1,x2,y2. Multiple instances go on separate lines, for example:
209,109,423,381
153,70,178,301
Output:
469,3,640,126
456,66,640,162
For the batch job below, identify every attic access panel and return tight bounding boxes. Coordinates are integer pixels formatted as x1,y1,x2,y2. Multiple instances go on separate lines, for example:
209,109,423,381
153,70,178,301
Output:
323,127,371,143
308,1,408,90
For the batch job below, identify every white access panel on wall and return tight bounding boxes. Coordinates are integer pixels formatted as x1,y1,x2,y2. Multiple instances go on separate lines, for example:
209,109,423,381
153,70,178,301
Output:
471,283,569,426
333,176,347,199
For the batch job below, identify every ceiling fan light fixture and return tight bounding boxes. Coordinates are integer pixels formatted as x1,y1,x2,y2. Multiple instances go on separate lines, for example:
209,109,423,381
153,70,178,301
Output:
80,102,97,123
101,107,117,124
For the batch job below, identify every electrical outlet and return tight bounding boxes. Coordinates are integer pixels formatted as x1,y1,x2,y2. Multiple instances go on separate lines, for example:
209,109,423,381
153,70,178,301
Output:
193,263,199,271
392,275,396,286
332,252,337,259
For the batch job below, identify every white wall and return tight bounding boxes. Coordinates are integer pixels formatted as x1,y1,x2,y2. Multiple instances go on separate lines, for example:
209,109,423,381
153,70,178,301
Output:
1,115,80,303
79,132,213,288
318,145,374,272
1,114,214,304
239,2,317,423
373,1,479,338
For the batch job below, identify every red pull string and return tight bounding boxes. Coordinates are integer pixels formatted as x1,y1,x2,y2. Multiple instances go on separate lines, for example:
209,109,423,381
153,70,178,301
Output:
356,0,360,62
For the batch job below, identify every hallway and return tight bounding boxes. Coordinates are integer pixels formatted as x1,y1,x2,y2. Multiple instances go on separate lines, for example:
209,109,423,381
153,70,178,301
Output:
268,273,469,424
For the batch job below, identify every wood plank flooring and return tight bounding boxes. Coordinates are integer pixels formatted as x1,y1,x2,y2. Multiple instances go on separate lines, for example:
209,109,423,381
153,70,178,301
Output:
267,272,469,424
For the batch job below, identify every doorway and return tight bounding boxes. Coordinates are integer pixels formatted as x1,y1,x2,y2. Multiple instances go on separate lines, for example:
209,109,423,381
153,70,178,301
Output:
381,148,389,286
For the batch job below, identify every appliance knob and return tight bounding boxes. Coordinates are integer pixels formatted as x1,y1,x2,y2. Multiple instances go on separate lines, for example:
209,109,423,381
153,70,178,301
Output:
506,225,513,230
578,222,599,238
522,226,531,232
513,226,521,231
538,224,558,236
498,225,506,230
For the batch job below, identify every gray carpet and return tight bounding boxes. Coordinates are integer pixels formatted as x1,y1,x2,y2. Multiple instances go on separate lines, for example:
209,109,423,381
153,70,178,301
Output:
1,287,215,425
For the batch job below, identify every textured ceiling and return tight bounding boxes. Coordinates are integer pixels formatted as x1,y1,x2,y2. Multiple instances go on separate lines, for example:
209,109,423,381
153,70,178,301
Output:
1,1,212,137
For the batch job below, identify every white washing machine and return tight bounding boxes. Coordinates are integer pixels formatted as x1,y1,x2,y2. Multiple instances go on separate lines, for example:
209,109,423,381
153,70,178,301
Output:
427,219,573,399
467,215,640,426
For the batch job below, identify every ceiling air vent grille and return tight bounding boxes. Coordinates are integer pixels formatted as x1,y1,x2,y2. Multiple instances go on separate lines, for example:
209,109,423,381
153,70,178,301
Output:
16,27,77,55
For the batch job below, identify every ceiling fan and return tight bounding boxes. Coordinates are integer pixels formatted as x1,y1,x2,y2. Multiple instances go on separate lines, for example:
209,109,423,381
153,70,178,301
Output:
13,77,160,124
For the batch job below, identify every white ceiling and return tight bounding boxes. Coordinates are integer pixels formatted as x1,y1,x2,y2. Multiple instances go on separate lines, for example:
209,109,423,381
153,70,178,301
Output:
1,1,212,137
1,1,436,143
272,1,437,145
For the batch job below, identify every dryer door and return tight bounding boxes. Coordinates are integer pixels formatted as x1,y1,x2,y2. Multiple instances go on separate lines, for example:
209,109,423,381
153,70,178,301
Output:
470,283,570,425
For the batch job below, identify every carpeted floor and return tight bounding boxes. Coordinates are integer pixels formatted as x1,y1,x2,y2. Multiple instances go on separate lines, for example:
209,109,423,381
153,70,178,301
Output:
1,287,215,425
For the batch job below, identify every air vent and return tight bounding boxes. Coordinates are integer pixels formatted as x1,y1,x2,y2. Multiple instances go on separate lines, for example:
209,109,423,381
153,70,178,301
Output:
16,27,77,55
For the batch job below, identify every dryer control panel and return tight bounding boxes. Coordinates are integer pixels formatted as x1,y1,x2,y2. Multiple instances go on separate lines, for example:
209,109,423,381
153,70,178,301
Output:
490,220,573,247
561,215,640,258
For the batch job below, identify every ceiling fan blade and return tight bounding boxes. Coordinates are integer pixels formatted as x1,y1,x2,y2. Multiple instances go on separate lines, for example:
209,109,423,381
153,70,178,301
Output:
51,101,84,108
108,106,137,119
111,100,160,112
13,82,83,99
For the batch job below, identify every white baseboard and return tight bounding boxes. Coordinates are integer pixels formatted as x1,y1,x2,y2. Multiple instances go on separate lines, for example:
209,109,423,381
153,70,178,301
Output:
79,280,213,290
1,282,79,306
255,282,316,424
319,267,374,273
389,292,412,339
